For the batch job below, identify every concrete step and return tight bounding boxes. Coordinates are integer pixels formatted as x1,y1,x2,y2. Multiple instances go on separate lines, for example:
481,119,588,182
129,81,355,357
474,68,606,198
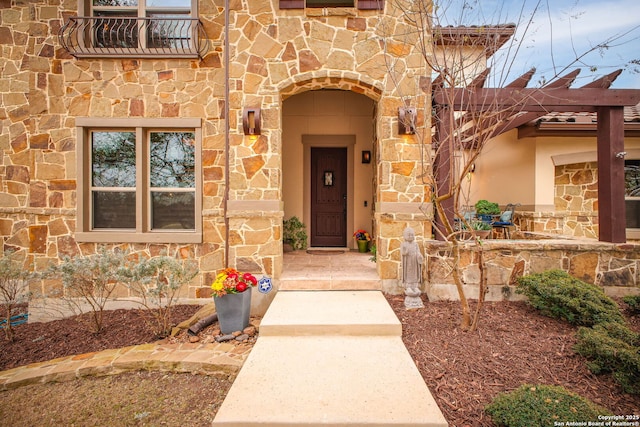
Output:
213,291,448,426
259,290,402,337
212,335,448,427
279,277,381,291
281,250,380,291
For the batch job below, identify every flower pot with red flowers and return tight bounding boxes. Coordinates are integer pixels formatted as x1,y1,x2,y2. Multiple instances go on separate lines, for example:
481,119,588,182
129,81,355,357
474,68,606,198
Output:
211,268,258,334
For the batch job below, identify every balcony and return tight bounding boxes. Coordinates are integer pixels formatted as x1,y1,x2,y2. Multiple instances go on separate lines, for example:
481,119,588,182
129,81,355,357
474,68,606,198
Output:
59,16,209,59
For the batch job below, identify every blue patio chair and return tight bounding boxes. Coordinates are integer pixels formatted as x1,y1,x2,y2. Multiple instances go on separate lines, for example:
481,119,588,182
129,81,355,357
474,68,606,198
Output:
492,203,520,238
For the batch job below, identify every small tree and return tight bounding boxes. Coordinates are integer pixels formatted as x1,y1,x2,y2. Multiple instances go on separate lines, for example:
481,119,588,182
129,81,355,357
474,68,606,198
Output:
381,0,639,330
51,247,132,333
128,256,199,337
0,254,33,341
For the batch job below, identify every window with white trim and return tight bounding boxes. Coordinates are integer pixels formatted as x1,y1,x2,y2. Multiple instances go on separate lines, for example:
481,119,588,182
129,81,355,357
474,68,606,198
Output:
76,118,202,243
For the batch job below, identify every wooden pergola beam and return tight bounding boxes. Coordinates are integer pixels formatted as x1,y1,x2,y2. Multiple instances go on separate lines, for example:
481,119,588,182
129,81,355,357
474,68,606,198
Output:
433,88,640,112
597,107,627,243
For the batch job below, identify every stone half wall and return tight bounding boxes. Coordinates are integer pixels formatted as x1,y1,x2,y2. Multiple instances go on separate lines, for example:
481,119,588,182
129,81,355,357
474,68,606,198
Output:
424,239,640,302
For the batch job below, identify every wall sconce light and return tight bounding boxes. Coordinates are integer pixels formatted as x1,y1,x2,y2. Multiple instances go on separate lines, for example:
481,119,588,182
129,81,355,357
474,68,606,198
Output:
242,107,261,136
362,150,371,164
466,163,475,181
398,107,416,135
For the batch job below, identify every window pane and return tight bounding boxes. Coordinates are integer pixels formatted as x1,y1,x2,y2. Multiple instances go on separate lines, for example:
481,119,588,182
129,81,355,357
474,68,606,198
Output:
150,132,195,188
93,0,138,6
93,12,139,48
92,131,136,187
151,192,195,230
93,191,136,229
147,14,191,49
625,160,640,197
147,0,191,7
626,200,640,229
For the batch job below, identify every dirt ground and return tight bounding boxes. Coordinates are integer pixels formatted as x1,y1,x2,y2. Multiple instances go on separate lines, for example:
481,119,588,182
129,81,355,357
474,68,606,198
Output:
0,298,639,426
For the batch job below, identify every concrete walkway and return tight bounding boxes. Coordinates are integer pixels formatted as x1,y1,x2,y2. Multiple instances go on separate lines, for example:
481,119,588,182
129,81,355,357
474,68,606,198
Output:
213,290,448,426
0,341,251,391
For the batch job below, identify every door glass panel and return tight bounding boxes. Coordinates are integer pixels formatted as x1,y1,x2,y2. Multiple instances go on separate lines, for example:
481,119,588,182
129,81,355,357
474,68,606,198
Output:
91,131,136,187
92,191,136,229
151,192,195,230
150,132,195,188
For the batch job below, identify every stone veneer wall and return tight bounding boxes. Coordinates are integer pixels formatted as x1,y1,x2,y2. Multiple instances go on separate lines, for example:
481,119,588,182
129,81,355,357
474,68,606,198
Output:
424,239,640,301
518,162,599,239
1,0,433,304
0,0,233,302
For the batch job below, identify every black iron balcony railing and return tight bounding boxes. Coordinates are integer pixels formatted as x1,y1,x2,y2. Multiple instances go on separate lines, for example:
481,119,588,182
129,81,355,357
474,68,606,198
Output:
59,16,209,58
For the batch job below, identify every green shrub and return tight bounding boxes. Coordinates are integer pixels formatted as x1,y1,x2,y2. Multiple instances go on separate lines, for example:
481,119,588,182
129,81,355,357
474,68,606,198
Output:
575,322,640,394
485,384,612,427
128,256,199,337
516,270,624,327
623,294,640,314
283,216,308,250
475,199,500,215
51,248,133,333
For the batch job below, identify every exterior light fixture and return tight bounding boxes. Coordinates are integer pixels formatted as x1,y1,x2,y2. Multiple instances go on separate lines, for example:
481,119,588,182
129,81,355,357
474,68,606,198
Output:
242,107,261,136
398,107,416,135
362,150,371,164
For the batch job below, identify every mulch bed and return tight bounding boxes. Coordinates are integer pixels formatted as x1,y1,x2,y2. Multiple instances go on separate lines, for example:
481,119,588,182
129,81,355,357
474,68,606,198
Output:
386,295,640,426
1,298,639,426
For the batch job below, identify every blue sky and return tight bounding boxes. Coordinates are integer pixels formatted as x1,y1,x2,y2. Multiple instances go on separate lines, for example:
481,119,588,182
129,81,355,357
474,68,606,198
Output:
435,0,640,88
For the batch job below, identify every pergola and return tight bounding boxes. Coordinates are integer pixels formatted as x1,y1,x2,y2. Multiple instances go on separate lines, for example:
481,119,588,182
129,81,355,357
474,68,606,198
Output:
432,68,640,243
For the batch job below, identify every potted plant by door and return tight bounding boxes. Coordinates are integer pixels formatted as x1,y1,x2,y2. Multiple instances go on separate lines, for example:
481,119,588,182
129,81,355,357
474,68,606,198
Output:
211,268,258,334
353,229,371,253
283,216,308,252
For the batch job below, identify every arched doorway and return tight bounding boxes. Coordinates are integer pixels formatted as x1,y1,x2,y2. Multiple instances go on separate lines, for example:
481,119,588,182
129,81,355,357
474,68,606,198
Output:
282,89,376,249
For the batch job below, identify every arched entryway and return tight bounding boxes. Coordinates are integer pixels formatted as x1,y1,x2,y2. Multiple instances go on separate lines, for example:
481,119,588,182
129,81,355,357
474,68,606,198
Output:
282,89,376,250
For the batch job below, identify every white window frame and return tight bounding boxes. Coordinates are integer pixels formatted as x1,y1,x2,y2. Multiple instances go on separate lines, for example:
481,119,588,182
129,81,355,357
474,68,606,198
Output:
76,117,202,244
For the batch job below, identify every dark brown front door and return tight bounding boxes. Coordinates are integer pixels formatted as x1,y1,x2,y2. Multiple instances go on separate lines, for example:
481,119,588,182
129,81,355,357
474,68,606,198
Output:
311,147,347,247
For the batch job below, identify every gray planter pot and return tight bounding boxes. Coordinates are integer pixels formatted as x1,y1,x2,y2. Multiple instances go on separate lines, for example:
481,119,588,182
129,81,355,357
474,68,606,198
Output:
213,287,252,334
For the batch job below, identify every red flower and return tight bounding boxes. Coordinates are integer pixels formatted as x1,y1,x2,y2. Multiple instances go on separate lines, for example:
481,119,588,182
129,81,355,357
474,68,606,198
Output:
243,273,257,285
211,268,259,298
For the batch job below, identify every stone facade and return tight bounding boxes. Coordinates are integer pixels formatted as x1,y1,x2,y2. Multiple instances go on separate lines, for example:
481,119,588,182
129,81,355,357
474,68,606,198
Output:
1,0,434,308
